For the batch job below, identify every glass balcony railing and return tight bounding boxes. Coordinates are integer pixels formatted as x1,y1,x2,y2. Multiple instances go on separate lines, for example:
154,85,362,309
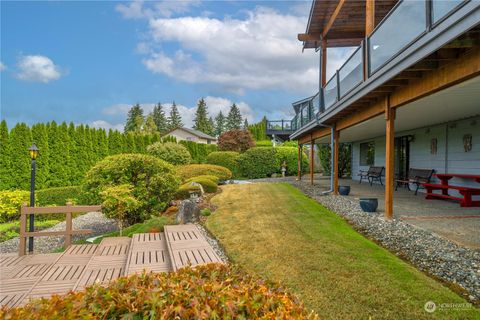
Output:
267,120,294,132
288,0,468,135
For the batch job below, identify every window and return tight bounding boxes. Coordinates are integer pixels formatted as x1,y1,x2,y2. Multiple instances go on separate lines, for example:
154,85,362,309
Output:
360,141,375,166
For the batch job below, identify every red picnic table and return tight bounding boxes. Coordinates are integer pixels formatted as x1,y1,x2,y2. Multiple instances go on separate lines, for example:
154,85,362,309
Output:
422,173,480,207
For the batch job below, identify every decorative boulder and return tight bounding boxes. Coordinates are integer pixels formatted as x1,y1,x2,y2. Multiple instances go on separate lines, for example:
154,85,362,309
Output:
176,200,200,224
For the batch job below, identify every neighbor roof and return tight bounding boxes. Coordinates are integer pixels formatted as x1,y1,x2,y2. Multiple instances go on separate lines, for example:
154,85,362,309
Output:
167,127,217,140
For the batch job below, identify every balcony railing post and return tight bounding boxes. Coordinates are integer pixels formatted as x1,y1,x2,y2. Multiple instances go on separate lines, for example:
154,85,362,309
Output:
336,70,340,102
364,36,370,79
426,0,432,31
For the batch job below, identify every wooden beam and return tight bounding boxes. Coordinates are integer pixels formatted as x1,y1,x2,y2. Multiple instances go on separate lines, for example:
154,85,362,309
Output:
322,0,346,38
322,39,327,86
408,61,439,71
365,0,375,36
336,96,386,131
333,130,340,195
298,33,321,41
385,97,395,220
310,139,315,185
297,145,302,181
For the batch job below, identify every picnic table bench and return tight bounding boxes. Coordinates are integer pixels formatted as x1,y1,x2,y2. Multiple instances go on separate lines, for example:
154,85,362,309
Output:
395,168,434,195
422,173,480,207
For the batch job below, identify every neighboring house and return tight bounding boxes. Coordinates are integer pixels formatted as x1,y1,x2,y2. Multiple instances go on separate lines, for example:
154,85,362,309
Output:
269,0,480,219
163,127,217,145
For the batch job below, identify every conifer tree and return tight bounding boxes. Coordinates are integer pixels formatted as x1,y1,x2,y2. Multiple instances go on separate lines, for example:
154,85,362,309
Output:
193,98,212,134
31,123,50,189
207,117,215,136
143,114,158,134
168,102,183,130
0,120,11,189
124,104,144,132
124,132,136,153
226,103,243,131
214,111,226,137
47,122,71,187
108,129,123,155
152,103,168,133
71,124,89,184
244,118,249,129
97,128,109,160
9,123,32,190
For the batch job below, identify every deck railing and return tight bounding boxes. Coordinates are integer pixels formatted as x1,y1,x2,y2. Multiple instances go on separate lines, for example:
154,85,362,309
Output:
19,203,102,256
289,0,468,134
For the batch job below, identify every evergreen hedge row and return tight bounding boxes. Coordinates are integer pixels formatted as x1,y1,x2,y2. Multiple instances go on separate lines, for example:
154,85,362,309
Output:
179,141,217,163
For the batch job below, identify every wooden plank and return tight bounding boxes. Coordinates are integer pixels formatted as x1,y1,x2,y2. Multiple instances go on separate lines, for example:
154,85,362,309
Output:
322,0,346,38
22,229,93,237
21,205,101,214
125,233,172,275
365,0,375,36
18,211,27,256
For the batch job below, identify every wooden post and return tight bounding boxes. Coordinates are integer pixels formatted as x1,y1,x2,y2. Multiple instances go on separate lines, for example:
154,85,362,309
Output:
366,0,375,36
333,130,340,195
321,39,327,86
65,202,73,248
19,203,27,256
310,140,315,185
385,98,395,220
297,144,302,180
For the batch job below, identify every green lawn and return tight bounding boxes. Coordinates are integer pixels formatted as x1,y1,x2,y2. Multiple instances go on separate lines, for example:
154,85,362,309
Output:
206,183,479,320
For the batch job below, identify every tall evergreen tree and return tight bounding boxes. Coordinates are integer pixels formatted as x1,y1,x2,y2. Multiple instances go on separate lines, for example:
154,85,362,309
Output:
9,123,32,190
124,104,144,132
48,122,71,187
193,98,212,134
168,102,183,130
152,103,168,133
31,123,50,189
72,124,89,184
214,111,226,137
143,113,158,134
226,103,243,131
207,117,215,136
0,120,11,189
97,129,109,160
243,118,249,129
107,129,123,155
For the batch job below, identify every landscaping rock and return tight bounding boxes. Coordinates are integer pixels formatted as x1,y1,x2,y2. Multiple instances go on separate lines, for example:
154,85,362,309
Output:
176,200,200,224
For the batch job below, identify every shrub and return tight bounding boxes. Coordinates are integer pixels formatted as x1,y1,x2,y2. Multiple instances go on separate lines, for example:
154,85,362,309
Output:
179,140,217,163
255,140,273,147
175,182,202,200
185,175,219,185
1,264,318,319
36,186,89,206
281,140,298,147
147,142,192,165
0,190,30,222
177,164,232,182
184,177,218,193
238,147,278,179
84,154,180,225
218,129,255,153
100,184,140,235
201,208,212,216
206,151,240,177
275,147,309,176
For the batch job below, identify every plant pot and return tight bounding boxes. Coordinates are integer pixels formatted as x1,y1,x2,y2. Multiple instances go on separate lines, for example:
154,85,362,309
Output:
338,186,350,196
359,198,378,212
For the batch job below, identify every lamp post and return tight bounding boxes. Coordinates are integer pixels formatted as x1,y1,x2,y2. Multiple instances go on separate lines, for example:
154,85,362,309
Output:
28,143,39,253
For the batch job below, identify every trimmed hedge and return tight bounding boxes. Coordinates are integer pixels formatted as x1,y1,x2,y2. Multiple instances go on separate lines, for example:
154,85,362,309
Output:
36,186,90,206
175,182,203,200
255,140,273,147
179,141,217,163
275,147,308,176
84,154,180,225
147,142,192,165
184,177,218,193
177,164,232,182
0,264,318,319
206,151,240,177
185,175,219,185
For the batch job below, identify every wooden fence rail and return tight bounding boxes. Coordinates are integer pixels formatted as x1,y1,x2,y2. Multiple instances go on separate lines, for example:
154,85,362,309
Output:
19,203,102,256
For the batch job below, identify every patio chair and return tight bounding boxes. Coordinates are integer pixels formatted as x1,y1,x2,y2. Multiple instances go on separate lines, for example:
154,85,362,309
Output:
358,166,384,186
395,168,434,195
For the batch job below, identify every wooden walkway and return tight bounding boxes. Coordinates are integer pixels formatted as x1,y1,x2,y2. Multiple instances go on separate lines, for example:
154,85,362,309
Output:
0,225,223,308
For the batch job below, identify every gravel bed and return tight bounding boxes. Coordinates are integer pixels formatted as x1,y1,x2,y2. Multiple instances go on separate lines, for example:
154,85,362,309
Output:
288,180,480,303
194,222,229,263
0,212,118,254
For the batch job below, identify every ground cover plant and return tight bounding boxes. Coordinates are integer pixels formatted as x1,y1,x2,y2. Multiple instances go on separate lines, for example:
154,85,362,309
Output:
0,264,317,319
206,183,479,320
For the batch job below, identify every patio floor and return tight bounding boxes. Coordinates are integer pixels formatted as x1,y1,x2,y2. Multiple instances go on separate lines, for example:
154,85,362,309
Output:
304,175,480,249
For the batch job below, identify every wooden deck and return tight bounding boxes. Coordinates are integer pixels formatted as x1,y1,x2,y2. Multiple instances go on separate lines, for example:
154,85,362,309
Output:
0,225,223,308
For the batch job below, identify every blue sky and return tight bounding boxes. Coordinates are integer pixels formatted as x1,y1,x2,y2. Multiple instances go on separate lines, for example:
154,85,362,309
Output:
1,0,352,131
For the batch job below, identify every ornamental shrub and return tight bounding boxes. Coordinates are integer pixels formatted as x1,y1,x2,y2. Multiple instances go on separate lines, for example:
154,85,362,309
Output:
36,186,89,206
185,175,219,185
147,142,192,165
1,264,318,319
184,176,218,193
238,147,278,179
175,182,202,200
179,140,217,163
218,129,255,153
100,184,140,235
177,164,232,182
206,151,240,177
255,140,273,147
84,154,180,225
0,190,30,222
275,147,308,176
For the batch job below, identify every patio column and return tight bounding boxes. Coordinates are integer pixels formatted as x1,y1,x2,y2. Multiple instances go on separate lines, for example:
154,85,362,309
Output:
321,39,327,86
385,97,395,220
297,144,302,180
310,140,315,185
333,130,340,195
365,0,375,36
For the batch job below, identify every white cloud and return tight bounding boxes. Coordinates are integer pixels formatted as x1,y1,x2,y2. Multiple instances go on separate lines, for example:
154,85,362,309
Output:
116,0,200,19
0,62,6,71
90,120,124,132
15,55,62,83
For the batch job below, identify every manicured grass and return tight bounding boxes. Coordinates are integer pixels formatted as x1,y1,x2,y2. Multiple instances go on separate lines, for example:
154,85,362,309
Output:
0,219,62,242
207,183,479,320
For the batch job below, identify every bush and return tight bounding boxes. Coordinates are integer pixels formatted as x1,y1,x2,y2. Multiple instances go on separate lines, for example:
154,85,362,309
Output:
281,140,298,147
100,184,140,235
185,175,219,185
147,142,192,165
184,177,218,193
84,154,180,225
36,186,89,206
200,208,212,216
0,190,30,222
255,140,273,147
177,164,232,182
238,147,278,179
275,147,308,176
218,129,255,153
206,151,240,177
179,140,217,163
175,182,202,200
1,264,318,319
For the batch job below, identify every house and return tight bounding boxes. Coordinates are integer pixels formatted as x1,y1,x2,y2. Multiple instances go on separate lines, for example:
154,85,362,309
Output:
269,0,480,219
163,127,217,145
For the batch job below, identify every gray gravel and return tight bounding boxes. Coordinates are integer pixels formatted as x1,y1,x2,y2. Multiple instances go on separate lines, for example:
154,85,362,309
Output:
288,180,480,304
195,222,229,263
0,212,118,254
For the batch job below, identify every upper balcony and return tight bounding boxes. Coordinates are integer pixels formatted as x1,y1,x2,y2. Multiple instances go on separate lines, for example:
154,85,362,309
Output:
290,0,480,139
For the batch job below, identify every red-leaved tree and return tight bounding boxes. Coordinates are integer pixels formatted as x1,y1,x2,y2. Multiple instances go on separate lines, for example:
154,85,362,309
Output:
218,129,255,153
